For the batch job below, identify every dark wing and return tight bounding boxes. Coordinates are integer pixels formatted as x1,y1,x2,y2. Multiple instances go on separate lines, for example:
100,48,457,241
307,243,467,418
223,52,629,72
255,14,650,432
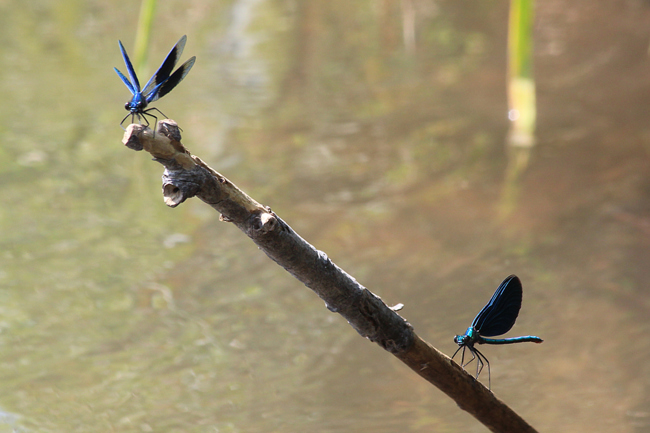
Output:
471,275,523,337
117,40,140,92
149,56,196,102
142,35,187,97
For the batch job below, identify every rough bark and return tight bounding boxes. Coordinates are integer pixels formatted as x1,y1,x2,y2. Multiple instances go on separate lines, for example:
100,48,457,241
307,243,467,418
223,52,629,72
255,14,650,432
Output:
120,121,540,433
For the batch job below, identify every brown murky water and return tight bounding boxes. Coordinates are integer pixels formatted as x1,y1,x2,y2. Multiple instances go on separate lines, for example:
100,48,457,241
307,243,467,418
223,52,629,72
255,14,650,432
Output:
1,1,649,432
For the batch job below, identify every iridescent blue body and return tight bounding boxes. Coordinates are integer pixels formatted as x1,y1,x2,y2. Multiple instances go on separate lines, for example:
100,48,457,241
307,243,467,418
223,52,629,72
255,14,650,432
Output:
452,275,543,389
114,35,196,128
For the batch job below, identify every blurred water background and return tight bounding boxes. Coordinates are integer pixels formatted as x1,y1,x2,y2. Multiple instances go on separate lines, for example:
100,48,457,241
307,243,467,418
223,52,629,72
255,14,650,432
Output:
1,1,650,432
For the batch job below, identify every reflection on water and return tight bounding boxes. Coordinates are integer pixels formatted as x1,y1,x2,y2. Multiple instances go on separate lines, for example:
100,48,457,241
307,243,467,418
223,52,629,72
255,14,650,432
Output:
502,0,536,219
1,1,650,432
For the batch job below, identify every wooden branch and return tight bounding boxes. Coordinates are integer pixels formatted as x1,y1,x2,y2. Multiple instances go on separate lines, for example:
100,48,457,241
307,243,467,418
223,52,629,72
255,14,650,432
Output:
121,121,540,433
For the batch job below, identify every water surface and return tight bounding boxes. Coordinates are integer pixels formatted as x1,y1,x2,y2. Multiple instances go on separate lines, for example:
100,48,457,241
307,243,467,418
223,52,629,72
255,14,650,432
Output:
0,1,649,432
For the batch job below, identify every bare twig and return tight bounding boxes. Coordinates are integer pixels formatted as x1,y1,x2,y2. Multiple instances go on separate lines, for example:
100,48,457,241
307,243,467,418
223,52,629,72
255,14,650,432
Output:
121,121,540,433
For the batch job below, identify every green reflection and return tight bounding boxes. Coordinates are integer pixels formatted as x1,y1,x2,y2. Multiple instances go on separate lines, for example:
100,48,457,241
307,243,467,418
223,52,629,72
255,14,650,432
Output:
502,0,536,217
133,0,157,77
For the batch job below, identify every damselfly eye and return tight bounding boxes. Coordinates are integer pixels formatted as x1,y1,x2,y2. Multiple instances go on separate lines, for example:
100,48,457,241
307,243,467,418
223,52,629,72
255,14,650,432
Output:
124,102,130,111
